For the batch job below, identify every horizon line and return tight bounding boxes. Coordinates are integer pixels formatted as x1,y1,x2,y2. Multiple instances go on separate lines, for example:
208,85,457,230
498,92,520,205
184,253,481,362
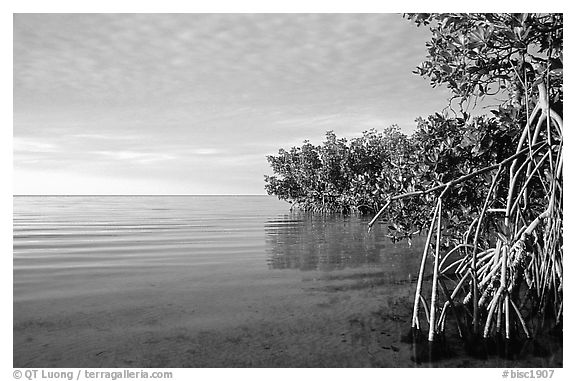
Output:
13,194,271,197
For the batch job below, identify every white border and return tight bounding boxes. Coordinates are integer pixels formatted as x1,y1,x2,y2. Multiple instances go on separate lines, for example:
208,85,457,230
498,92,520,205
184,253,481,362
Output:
4,2,572,379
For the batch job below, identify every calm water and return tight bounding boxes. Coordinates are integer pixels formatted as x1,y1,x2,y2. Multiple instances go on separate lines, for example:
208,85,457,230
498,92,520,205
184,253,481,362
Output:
13,196,562,367
14,195,420,303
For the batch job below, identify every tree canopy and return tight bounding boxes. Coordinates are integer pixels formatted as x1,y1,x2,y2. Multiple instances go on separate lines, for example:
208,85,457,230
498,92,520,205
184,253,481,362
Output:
264,13,562,347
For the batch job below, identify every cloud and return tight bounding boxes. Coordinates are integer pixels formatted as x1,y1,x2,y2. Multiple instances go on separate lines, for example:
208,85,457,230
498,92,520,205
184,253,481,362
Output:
13,13,451,194
68,133,135,141
93,150,176,164
13,137,58,153
188,148,221,155
14,14,432,105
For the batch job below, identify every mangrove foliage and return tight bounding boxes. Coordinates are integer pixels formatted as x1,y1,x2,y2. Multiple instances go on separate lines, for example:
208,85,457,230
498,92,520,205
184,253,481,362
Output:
264,13,562,351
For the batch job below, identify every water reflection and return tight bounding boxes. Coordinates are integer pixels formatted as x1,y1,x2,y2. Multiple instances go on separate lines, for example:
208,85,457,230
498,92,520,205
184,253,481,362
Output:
265,212,424,275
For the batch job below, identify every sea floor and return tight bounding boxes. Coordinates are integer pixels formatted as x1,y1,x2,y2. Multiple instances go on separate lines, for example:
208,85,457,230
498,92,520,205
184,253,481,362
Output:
13,265,563,368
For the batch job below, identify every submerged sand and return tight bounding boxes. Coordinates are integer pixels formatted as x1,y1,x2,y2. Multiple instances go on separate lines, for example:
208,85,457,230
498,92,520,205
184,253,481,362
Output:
13,264,562,368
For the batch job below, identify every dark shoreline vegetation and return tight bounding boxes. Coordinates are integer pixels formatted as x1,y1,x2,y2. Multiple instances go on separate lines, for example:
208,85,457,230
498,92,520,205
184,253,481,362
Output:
265,13,563,363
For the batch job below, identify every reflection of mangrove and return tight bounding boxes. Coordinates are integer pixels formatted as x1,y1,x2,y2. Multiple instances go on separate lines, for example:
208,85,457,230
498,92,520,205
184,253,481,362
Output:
265,212,424,273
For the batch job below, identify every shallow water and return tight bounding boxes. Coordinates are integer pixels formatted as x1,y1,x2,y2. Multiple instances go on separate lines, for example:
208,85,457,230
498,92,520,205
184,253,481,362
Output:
14,195,421,303
13,196,561,367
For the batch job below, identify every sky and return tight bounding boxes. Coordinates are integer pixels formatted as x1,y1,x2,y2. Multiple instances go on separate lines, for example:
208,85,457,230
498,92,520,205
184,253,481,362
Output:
13,13,453,195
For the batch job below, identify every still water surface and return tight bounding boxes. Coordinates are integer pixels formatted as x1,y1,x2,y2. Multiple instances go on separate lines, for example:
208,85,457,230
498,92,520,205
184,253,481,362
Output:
14,196,419,303
13,196,561,367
